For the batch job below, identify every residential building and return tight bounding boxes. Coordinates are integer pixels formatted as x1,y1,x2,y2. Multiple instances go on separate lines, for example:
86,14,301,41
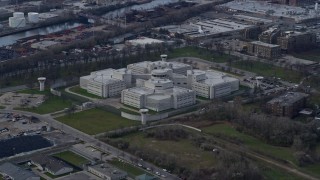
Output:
266,92,309,118
0,162,40,180
31,155,73,176
259,28,281,44
247,41,281,59
88,163,127,180
277,31,316,52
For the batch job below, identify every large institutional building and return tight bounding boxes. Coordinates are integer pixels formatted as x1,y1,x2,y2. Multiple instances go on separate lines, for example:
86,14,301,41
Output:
80,55,240,112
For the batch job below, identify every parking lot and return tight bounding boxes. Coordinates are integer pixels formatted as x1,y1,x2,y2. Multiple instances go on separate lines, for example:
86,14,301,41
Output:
0,92,45,108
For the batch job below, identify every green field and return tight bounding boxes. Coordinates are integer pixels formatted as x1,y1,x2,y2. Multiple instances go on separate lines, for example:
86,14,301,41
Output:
53,151,90,167
15,89,73,114
168,47,232,63
0,106,4,109
233,61,303,83
291,49,320,62
69,86,103,99
109,159,147,178
202,123,297,165
114,132,217,169
56,108,139,135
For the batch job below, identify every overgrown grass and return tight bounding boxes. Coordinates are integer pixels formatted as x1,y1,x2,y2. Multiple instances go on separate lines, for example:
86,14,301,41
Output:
202,123,297,165
69,86,103,99
52,151,90,167
233,60,303,83
168,46,231,63
109,159,147,178
114,132,217,169
56,108,139,135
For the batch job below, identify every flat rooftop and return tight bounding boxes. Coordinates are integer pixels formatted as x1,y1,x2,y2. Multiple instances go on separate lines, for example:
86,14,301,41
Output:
128,37,164,45
220,0,318,22
90,163,127,179
268,92,309,106
157,18,253,38
251,41,280,48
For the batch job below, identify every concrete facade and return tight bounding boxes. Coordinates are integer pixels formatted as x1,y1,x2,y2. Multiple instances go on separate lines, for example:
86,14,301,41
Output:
80,56,240,111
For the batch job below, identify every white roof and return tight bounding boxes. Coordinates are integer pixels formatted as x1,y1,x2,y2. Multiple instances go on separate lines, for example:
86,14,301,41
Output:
128,37,164,45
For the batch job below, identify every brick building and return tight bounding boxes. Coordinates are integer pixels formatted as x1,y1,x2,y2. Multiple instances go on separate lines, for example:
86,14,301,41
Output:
277,31,316,52
247,41,281,59
259,28,281,44
266,92,309,118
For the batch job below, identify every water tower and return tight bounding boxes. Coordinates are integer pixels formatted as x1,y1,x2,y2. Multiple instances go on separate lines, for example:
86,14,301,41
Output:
37,77,46,91
160,54,167,62
139,109,149,125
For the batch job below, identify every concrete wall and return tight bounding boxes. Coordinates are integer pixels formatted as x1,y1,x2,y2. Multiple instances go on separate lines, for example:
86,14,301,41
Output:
121,112,169,121
121,112,141,121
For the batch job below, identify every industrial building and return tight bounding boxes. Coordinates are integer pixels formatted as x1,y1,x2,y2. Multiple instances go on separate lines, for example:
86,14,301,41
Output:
80,55,240,111
266,92,309,118
88,163,127,180
126,37,164,47
247,41,281,59
277,31,317,52
31,155,73,176
0,162,40,180
155,17,256,40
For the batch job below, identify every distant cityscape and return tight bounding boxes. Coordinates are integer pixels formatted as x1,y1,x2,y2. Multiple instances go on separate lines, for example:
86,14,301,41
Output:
0,0,319,180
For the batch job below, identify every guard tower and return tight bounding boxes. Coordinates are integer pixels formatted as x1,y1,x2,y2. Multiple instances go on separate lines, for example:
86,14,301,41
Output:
37,77,46,91
160,54,168,62
139,109,149,125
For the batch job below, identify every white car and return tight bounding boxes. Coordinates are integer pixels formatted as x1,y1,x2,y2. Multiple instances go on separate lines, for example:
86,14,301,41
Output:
146,168,151,171
137,163,142,167
155,172,160,176
162,169,167,172
161,174,166,178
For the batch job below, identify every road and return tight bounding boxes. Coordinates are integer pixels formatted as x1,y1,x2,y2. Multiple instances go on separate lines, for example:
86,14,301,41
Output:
0,109,179,180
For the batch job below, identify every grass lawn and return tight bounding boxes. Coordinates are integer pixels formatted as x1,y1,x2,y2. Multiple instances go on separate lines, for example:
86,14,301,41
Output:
56,108,139,135
202,123,297,165
114,132,217,169
69,86,103,99
291,48,320,62
168,47,231,63
0,106,4,109
233,60,303,83
109,159,147,178
52,151,90,167
14,89,73,114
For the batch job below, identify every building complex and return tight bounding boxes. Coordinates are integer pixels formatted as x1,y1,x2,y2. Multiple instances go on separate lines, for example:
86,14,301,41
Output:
80,55,240,112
